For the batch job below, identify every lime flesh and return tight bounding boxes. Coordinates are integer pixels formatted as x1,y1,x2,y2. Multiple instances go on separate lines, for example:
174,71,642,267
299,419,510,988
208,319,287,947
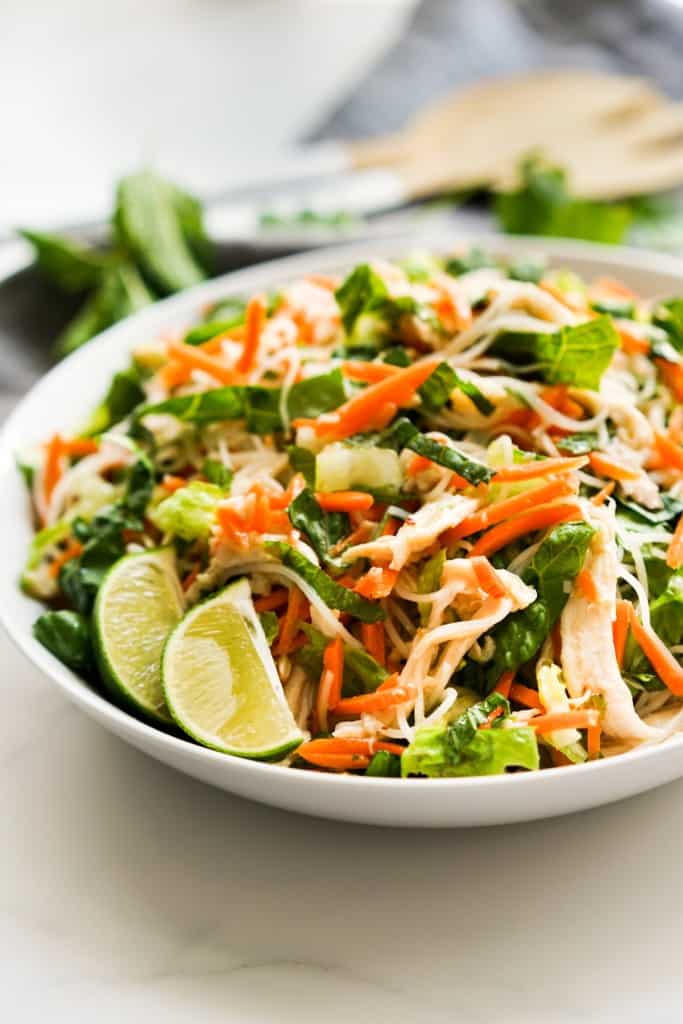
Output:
94,548,184,723
162,578,303,759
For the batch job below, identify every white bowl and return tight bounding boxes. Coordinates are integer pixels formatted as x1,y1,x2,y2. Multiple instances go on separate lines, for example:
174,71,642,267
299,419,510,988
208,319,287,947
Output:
3,233,683,828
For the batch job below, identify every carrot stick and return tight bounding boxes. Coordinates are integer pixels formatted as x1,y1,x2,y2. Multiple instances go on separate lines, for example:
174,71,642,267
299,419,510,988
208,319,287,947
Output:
509,682,544,711
342,361,400,383
296,737,404,770
576,568,600,603
656,359,683,403
629,606,683,696
531,710,600,734
316,636,344,732
295,358,440,439
593,276,637,299
274,586,309,656
591,481,615,506
334,681,414,717
472,557,507,598
587,722,601,759
236,294,266,374
354,567,398,599
305,273,338,291
161,474,187,493
48,539,83,578
61,438,99,457
654,431,683,472
167,339,239,385
253,588,289,613
43,434,64,503
618,327,650,356
468,502,582,558
315,491,374,513
451,477,575,540
667,517,683,570
490,455,588,483
613,600,631,667
669,407,683,446
494,670,515,698
588,452,640,482
361,622,385,666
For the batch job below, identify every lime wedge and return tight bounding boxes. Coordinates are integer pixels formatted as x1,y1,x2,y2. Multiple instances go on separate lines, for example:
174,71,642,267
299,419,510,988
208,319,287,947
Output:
162,578,303,759
94,548,184,724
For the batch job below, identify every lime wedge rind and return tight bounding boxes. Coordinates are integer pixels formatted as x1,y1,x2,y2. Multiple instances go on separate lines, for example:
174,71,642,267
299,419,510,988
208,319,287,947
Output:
93,547,184,725
162,578,303,760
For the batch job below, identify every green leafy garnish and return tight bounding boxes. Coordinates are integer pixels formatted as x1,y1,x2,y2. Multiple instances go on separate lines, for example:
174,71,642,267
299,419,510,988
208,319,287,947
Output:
83,365,146,435
295,624,389,696
366,751,402,777
287,489,348,564
494,155,632,243
202,459,233,490
492,316,618,389
653,298,683,351
258,610,280,646
33,610,93,675
334,264,441,338
380,417,492,485
264,542,384,623
476,521,595,692
555,432,599,456
19,230,111,292
402,693,539,777
418,361,494,417
55,263,154,358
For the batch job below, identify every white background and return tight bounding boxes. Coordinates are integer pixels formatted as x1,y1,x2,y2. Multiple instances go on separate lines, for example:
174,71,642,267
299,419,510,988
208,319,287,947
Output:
2,2,683,1021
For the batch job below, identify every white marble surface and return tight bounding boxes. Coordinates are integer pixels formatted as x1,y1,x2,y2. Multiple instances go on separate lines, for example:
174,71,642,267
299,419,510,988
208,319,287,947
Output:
4,631,683,1023
3,2,683,1020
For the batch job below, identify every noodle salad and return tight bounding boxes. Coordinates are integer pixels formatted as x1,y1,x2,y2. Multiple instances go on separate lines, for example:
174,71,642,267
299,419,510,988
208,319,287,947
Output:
20,247,683,777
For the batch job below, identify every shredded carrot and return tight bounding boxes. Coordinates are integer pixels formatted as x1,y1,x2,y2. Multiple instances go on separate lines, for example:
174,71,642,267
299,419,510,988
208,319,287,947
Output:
161,474,187,493
618,327,650,356
181,566,199,593
629,606,683,696
656,359,683,403
587,721,601,759
216,505,249,548
494,670,515,698
253,589,289,613
274,586,309,656
43,434,64,504
334,680,414,717
669,407,683,446
268,473,306,510
654,430,683,472
361,622,385,666
354,567,398,599
509,682,544,711
236,294,266,374
407,453,432,477
451,477,575,540
468,502,582,558
531,710,600,734
167,339,239,386
294,358,440,439
341,361,399,384
591,481,615,506
613,600,631,667
61,438,99,458
667,516,683,570
296,736,404,770
588,451,640,482
315,491,374,513
576,568,600,603
159,360,191,390
305,272,338,291
592,276,637,300
431,278,472,330
48,539,83,578
490,454,588,483
472,557,507,598
316,636,344,732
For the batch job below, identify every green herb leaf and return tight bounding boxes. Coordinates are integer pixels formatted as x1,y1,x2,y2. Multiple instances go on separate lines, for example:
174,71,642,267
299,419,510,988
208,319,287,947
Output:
286,368,347,423
287,446,316,486
617,494,683,526
335,264,388,334
33,610,93,674
84,365,146,435
258,610,280,646
287,488,348,564
419,361,495,417
20,229,110,293
653,298,683,351
113,169,208,293
265,541,384,623
494,155,632,244
380,417,491,485
366,751,402,777
445,247,498,276
202,459,233,490
492,316,618,390
55,262,155,357
480,521,595,691
555,432,599,455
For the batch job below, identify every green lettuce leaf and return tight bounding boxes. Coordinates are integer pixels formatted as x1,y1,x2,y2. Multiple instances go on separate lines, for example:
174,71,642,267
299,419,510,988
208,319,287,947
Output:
477,521,595,692
150,481,225,540
33,610,93,675
402,693,539,777
265,542,384,623
379,417,492,485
